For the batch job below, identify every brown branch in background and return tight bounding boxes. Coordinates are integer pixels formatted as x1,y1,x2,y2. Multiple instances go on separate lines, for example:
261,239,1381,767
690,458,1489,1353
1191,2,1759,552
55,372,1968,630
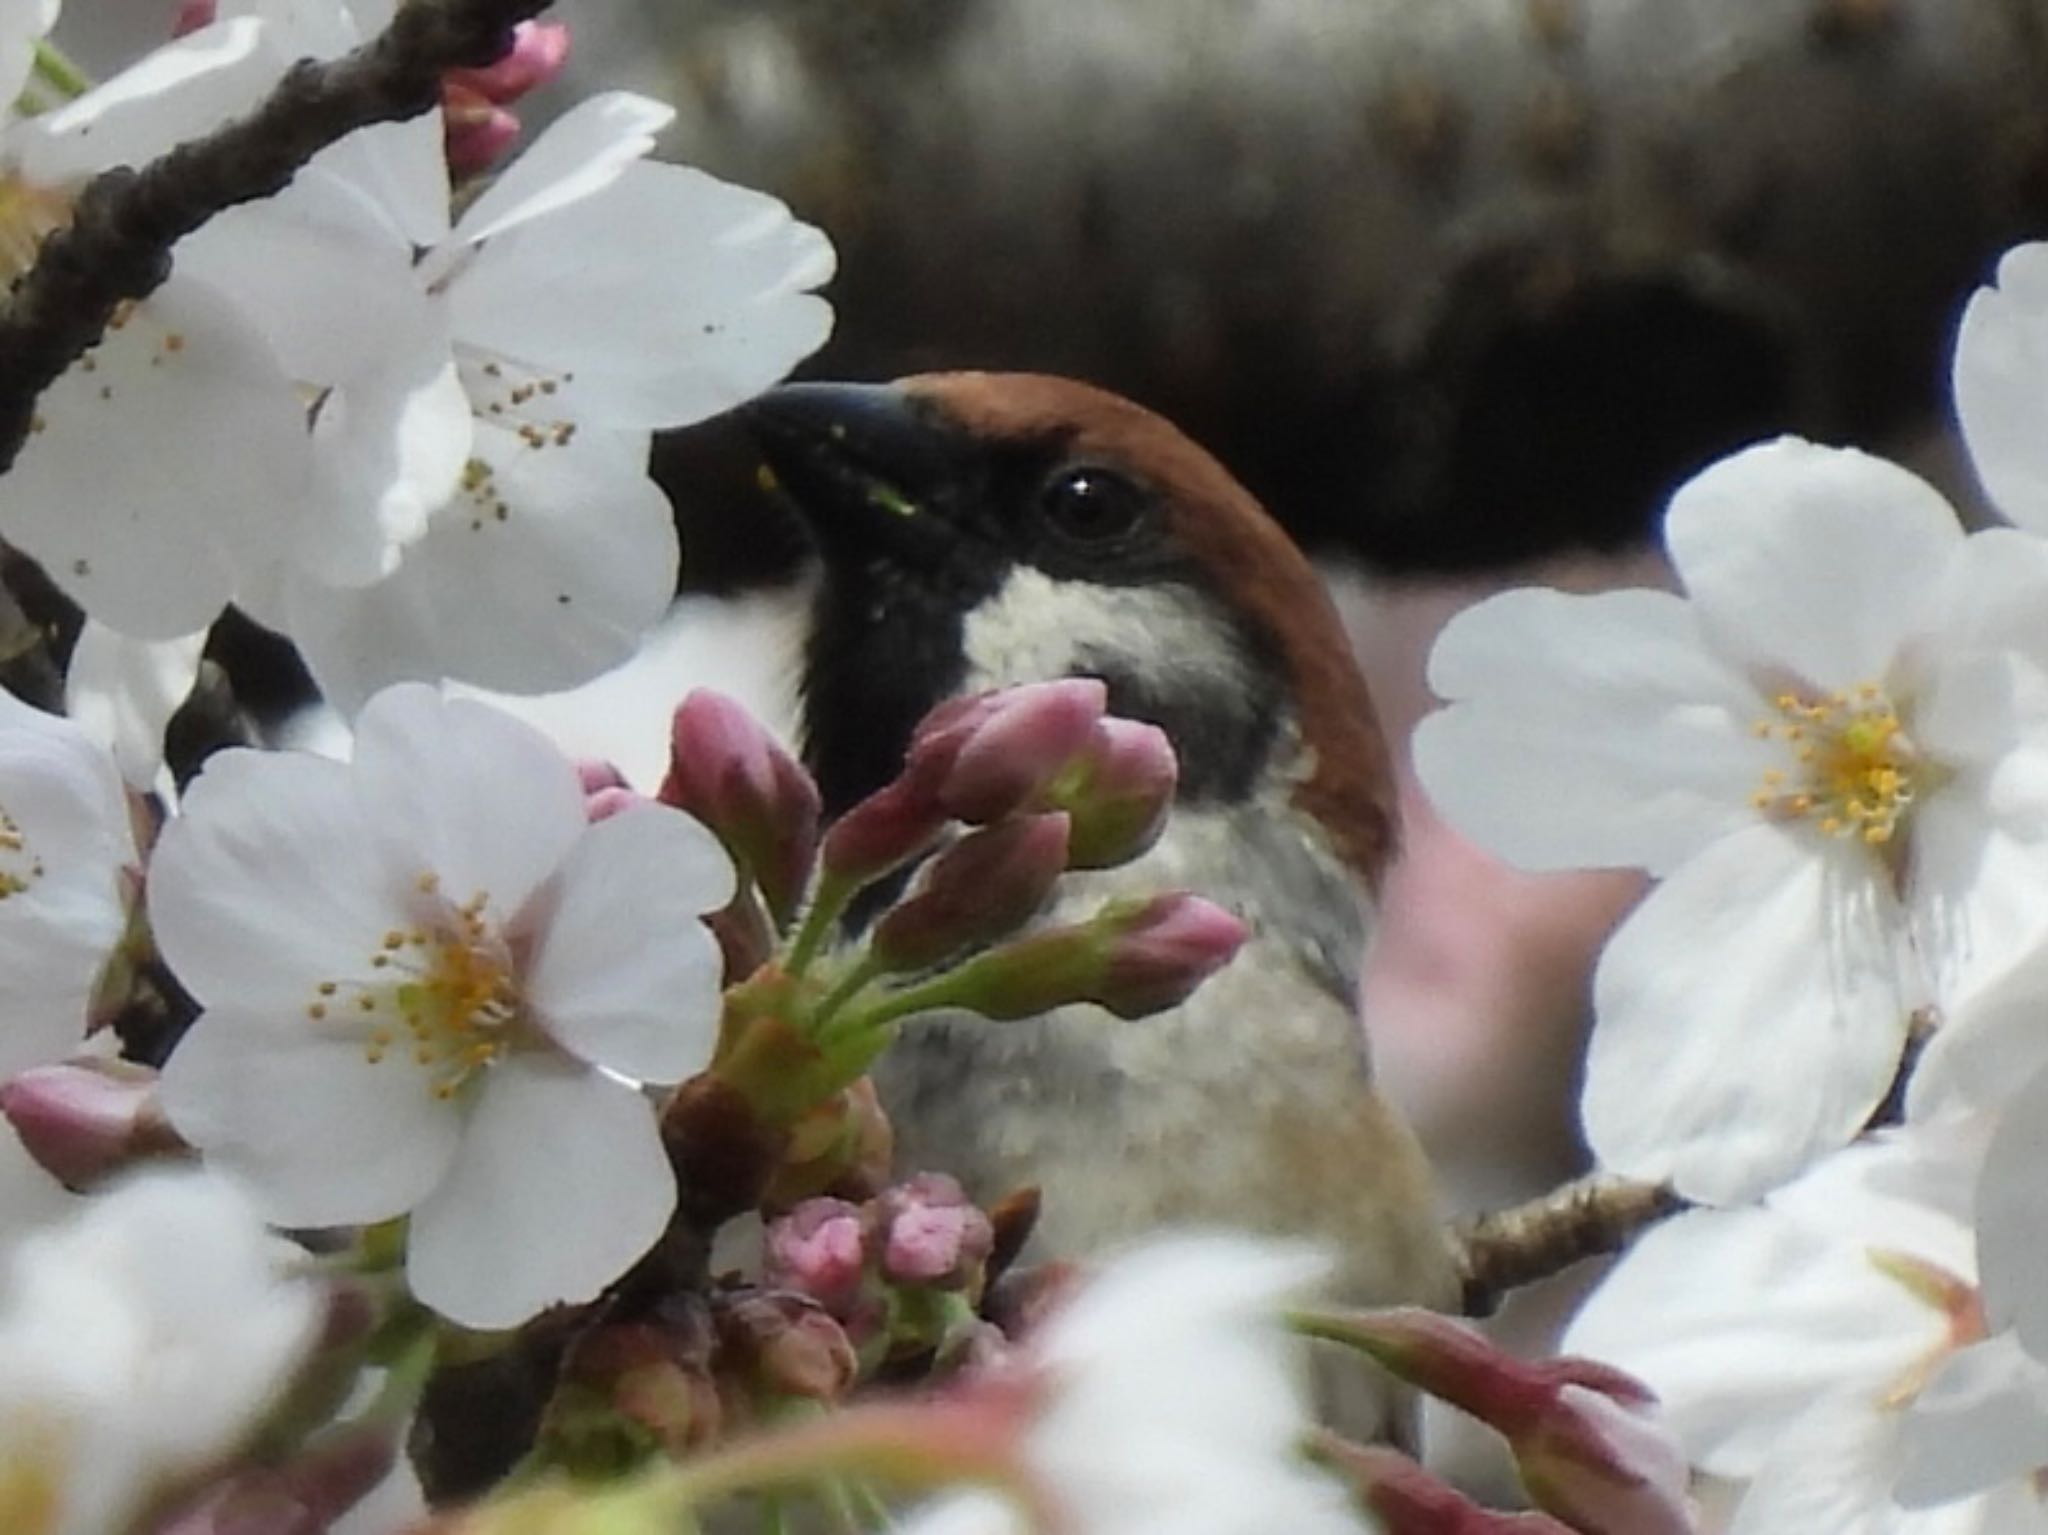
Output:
0,0,552,474
1456,1174,1687,1318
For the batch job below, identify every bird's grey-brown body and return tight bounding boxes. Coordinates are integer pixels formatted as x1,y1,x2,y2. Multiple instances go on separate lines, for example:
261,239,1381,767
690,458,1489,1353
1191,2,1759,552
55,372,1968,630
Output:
746,371,1457,1436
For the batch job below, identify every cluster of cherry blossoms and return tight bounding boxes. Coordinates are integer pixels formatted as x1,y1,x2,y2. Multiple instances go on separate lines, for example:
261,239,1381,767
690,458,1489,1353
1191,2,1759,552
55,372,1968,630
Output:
1416,240,2048,1531
0,6,1405,1532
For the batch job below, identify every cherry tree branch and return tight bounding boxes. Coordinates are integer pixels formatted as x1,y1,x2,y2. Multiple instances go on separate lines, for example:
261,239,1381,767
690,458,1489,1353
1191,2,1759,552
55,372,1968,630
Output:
1456,1173,1687,1317
0,0,551,474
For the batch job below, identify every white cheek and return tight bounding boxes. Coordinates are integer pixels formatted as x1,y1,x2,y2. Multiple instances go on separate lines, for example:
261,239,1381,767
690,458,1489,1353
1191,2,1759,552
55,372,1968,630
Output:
958,565,1248,695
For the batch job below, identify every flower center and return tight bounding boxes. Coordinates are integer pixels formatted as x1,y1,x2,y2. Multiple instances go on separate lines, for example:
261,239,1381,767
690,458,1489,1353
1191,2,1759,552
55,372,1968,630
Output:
0,803,45,901
311,876,525,1100
0,174,70,283
1750,684,1918,845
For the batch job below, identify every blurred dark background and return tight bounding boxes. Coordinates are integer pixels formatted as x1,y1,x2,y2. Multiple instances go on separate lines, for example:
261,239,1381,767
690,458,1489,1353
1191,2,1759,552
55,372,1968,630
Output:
607,0,2048,587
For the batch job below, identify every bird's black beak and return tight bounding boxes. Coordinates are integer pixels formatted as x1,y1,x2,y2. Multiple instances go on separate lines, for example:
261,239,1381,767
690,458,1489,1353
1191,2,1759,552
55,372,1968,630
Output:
740,383,967,568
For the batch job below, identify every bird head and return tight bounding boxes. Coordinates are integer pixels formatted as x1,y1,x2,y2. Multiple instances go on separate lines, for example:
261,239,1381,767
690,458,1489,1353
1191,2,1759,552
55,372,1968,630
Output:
743,372,1397,888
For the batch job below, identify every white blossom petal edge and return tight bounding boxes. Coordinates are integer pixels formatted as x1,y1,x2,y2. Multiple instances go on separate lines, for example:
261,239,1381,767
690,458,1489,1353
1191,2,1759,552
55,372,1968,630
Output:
1413,440,2048,1203
1562,1123,2041,1533
153,684,735,1327
0,1167,321,1535
0,688,137,1077
897,1234,1372,1535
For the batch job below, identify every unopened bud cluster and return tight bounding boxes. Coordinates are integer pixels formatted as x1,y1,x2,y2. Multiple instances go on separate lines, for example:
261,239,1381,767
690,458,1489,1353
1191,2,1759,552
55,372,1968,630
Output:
658,681,1246,1135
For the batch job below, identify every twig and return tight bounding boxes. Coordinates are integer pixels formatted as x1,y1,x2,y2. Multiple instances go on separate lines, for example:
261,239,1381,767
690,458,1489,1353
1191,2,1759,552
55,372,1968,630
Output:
1456,1174,1688,1318
0,0,551,473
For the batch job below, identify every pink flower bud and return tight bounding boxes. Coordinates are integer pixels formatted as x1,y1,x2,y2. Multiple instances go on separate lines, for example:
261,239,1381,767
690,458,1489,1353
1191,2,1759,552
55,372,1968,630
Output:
1308,1309,1696,1535
662,691,822,925
576,758,630,795
0,1059,183,1186
717,1291,859,1405
443,84,525,178
932,893,1245,1021
909,680,1108,824
1096,894,1248,1017
870,814,1070,972
172,0,217,35
764,1198,871,1316
154,1422,399,1535
1322,1443,1576,1534
1043,717,1177,868
445,19,572,105
819,777,950,890
877,1173,994,1289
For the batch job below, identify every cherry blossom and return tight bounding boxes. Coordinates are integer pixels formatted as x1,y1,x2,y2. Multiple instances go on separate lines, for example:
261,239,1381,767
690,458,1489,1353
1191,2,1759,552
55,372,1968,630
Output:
0,1168,321,1535
153,684,734,1327
0,688,137,1076
896,1235,1370,1535
1414,439,2048,1204
1563,1124,2048,1533
189,85,835,708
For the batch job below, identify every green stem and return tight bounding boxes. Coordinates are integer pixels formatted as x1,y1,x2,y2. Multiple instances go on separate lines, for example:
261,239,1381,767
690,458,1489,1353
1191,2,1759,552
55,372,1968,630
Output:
785,871,856,980
824,969,976,1041
30,41,91,100
808,951,888,1034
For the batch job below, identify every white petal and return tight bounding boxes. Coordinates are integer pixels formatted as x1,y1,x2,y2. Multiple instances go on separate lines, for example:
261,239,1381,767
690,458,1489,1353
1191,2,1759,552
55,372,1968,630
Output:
284,426,677,707
447,91,674,247
0,0,55,104
522,805,733,1083
450,160,835,429
158,1006,460,1227
147,747,399,1010
63,621,206,791
1415,586,1771,876
405,1056,674,1328
1955,245,2048,537
1665,439,1962,690
1897,1334,2048,1507
13,18,278,184
1584,825,1910,1204
0,276,307,639
1727,1393,1975,1535
0,731,134,1071
1563,1193,1946,1475
1907,788,2048,1012
1976,1063,2048,1352
350,686,587,916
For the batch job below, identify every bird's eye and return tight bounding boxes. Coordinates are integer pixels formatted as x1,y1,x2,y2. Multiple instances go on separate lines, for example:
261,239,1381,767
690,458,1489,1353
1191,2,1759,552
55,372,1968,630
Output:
1039,467,1148,543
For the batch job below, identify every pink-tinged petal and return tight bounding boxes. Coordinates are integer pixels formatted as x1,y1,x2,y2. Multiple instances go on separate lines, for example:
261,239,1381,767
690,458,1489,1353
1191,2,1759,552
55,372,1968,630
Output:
1583,824,1911,1205
285,425,677,707
1955,245,2048,538
1897,1334,2048,1507
405,1055,675,1328
63,621,206,790
521,805,732,1084
158,1006,459,1227
1,277,308,639
14,18,279,184
148,748,399,1010
350,686,587,916
1664,439,1962,691
445,91,674,248
449,160,835,429
1417,586,1771,877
